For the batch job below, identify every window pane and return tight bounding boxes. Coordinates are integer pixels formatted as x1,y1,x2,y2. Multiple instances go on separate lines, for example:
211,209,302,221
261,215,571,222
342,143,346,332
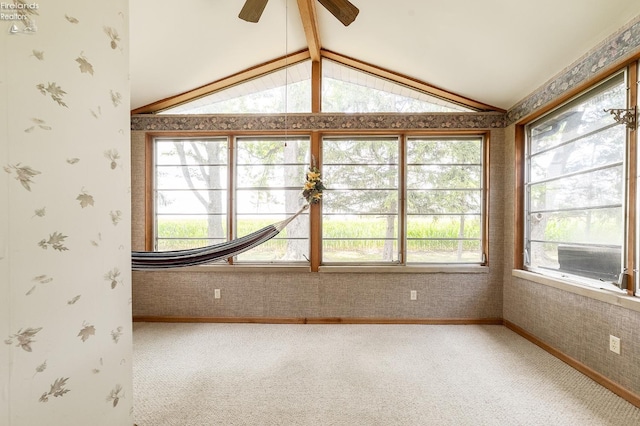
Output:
529,208,623,246
156,238,227,253
235,237,308,262
407,190,482,214
323,190,398,214
529,126,623,182
323,138,398,164
529,166,624,212
525,73,626,283
236,165,308,188
156,190,228,215
160,61,312,114
407,239,482,263
157,166,227,190
322,137,399,263
321,59,475,113
407,165,481,189
529,76,626,154
155,138,228,251
407,215,482,239
156,141,227,165
156,214,226,239
529,241,621,282
407,138,482,163
323,216,399,262
236,189,309,215
235,137,310,262
406,137,484,263
323,165,398,188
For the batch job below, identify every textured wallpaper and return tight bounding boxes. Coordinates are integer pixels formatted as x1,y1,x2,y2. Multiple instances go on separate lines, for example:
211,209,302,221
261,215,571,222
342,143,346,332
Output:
502,15,640,398
2,2,132,425
130,125,506,321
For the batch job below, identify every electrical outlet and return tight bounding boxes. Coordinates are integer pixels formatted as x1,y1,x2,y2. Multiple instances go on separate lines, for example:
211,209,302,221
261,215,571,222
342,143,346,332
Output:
410,290,417,301
214,289,221,299
609,335,621,355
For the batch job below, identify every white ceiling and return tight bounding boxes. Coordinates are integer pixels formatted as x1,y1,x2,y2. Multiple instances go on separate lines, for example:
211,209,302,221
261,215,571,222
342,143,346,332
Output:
130,0,640,112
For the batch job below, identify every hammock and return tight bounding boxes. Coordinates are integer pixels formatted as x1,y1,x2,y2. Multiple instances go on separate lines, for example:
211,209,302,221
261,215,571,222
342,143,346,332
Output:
132,204,309,270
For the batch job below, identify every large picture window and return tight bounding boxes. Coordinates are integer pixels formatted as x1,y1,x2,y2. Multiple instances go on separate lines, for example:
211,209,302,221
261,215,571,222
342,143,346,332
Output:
524,73,627,288
406,137,484,263
235,137,310,262
322,137,400,263
321,135,486,265
152,133,488,268
155,137,228,251
153,136,310,264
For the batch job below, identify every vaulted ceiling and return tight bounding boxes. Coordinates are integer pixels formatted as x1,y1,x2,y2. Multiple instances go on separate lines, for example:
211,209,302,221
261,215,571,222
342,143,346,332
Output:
130,0,640,112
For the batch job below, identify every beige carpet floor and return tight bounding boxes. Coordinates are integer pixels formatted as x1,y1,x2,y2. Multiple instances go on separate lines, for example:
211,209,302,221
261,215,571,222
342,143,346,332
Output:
133,323,640,425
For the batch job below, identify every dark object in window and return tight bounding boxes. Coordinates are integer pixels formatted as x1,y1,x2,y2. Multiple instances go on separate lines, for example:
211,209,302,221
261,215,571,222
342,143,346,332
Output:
557,245,621,282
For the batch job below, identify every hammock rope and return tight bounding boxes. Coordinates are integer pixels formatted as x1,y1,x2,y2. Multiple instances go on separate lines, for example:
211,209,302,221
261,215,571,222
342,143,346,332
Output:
132,204,310,270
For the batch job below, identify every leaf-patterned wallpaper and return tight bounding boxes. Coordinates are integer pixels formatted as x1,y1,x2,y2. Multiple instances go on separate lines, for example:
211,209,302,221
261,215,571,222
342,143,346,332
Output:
1,21,10,426
2,1,132,425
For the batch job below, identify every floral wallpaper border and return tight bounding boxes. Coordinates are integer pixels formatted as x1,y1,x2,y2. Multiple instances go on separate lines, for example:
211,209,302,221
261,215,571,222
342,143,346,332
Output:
131,112,507,132
507,14,640,125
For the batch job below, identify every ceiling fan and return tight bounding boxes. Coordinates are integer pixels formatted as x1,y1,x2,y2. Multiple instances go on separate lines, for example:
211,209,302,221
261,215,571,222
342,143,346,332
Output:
239,0,359,26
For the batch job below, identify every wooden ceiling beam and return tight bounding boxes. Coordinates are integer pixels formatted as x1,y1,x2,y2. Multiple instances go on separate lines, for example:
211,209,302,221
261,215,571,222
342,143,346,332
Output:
131,6,505,115
321,49,506,113
131,50,311,115
296,0,322,62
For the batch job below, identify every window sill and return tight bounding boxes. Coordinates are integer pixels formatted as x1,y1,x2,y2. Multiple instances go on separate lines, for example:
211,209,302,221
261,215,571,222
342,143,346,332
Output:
143,264,312,273
512,269,640,313
319,265,488,274
137,264,489,274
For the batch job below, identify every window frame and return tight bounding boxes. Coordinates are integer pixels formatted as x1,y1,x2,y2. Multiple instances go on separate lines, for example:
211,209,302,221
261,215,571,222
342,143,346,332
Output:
233,135,312,264
516,62,639,296
145,130,490,271
405,135,487,265
321,135,402,265
153,135,230,252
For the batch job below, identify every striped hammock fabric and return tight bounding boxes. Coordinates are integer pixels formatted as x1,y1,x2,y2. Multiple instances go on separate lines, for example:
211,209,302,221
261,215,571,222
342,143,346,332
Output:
132,205,309,270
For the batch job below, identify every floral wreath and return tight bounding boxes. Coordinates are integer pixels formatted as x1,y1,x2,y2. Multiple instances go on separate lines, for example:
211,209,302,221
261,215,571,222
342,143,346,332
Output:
302,158,325,204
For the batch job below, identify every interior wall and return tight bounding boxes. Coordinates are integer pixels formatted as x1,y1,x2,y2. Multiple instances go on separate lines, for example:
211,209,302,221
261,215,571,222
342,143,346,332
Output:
504,276,640,395
503,15,640,397
132,269,503,319
128,11,640,404
2,2,132,424
503,119,640,396
1,22,11,425
131,121,505,321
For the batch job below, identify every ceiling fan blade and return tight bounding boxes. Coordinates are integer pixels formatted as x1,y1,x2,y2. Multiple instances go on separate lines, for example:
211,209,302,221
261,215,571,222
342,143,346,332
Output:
238,0,269,23
317,0,359,26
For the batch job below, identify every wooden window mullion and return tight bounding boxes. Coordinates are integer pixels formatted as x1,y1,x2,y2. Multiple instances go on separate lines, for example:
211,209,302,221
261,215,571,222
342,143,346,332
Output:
482,132,490,265
399,134,406,264
628,62,638,295
514,125,526,270
310,131,322,271
144,134,154,252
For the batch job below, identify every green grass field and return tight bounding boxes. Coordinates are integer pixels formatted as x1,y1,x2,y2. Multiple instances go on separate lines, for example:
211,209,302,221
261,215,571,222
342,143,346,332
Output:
157,217,482,262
